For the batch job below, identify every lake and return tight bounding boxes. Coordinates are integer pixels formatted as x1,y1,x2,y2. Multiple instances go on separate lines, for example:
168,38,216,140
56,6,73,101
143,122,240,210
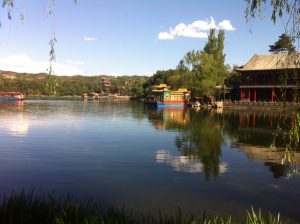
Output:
0,100,299,221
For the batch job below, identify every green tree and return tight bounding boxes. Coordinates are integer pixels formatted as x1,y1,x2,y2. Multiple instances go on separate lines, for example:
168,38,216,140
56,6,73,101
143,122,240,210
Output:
45,75,59,95
0,77,4,90
216,30,225,64
175,29,229,99
203,29,217,55
183,50,202,71
194,29,229,99
269,33,296,53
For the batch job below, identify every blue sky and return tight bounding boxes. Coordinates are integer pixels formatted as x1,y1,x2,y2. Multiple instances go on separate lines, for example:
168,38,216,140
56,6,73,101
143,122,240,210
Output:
0,0,289,76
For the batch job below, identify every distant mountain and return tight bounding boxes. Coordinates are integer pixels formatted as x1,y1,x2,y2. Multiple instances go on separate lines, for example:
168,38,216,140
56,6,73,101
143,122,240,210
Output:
0,70,48,80
0,70,148,97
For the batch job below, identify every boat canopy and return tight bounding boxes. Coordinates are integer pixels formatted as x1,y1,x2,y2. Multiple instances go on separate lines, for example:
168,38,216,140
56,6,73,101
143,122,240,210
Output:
172,88,190,93
154,84,170,89
0,92,23,95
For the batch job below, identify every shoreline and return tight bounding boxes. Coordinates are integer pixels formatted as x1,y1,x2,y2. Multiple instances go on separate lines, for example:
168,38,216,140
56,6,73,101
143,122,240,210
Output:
223,101,300,111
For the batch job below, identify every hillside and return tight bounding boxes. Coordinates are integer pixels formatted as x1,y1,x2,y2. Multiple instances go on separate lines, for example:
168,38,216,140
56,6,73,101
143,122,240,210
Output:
0,70,148,96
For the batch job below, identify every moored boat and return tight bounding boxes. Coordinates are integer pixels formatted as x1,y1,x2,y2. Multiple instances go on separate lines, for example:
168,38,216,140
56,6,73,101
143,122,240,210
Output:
146,84,190,108
0,92,24,101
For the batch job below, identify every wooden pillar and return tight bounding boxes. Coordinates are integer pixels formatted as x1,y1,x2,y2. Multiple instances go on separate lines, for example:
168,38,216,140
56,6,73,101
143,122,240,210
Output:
247,114,250,127
272,89,275,102
254,89,257,102
248,89,251,101
239,115,243,126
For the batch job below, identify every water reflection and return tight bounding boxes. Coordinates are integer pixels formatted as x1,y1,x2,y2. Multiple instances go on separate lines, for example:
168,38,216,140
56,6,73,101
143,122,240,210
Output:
156,149,228,174
175,110,224,180
0,101,300,221
148,108,190,130
149,108,224,180
149,107,300,180
0,102,27,136
0,101,24,108
223,110,295,148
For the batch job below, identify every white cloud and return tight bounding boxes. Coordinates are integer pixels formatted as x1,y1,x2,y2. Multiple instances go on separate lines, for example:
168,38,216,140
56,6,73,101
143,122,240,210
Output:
158,17,236,40
0,54,85,76
52,63,85,76
83,36,97,41
1,114,29,136
158,32,175,40
218,20,236,31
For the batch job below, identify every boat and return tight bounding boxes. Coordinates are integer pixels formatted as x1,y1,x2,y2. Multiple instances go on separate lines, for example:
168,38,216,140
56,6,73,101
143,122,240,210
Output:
0,92,24,101
82,93,88,100
146,84,190,108
82,92,100,100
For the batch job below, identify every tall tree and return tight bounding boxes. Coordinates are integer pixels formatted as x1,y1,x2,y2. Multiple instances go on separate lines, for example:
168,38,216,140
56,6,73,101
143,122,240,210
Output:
178,29,228,98
269,33,296,53
45,75,59,95
198,29,228,99
183,50,202,71
203,29,217,56
217,30,225,64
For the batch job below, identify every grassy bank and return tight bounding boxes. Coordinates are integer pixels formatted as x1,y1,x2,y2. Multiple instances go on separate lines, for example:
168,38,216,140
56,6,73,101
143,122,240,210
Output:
0,190,286,224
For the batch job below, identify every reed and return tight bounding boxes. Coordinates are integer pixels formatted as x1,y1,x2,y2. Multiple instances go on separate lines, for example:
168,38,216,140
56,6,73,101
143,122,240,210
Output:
0,190,286,224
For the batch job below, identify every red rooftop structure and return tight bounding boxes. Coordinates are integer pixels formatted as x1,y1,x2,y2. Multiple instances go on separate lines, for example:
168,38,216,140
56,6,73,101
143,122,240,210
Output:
235,53,300,102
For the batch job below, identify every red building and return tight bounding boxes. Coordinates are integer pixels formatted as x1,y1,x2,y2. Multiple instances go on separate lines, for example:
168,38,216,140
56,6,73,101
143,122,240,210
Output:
101,77,111,88
235,53,300,102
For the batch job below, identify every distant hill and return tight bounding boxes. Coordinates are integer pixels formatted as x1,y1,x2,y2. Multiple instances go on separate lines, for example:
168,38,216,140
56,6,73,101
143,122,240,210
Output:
0,70,148,97
0,70,110,80
0,70,47,80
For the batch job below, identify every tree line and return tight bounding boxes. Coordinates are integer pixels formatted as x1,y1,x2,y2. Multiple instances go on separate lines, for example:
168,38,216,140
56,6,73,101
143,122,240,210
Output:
0,71,148,97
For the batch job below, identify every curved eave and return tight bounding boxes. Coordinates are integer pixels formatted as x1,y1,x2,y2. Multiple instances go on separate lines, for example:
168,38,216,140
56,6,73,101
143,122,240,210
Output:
152,90,171,93
171,91,191,94
234,68,299,73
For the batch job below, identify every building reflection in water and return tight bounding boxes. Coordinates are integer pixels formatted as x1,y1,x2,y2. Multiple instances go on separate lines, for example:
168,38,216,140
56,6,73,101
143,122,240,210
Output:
148,107,190,130
149,107,299,180
223,109,300,179
0,101,24,108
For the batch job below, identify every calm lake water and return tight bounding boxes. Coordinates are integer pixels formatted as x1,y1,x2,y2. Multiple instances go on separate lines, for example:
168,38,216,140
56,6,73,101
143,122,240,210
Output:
0,100,299,221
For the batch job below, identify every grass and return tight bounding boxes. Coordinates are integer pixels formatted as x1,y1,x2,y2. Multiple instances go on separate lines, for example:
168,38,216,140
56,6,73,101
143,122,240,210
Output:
0,190,287,224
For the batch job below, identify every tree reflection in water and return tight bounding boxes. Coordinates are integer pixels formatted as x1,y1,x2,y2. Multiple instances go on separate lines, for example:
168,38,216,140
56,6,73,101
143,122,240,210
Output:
175,110,224,180
148,108,225,180
149,107,300,180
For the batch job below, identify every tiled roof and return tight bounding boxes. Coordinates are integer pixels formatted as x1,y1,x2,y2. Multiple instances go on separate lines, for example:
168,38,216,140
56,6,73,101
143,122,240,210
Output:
235,53,300,71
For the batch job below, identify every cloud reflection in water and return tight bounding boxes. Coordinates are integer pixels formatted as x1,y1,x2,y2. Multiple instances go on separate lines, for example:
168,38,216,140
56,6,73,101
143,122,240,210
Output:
156,150,228,174
0,114,29,137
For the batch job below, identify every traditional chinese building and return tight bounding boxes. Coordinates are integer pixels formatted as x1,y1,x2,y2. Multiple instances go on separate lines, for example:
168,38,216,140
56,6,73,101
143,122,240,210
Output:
101,77,111,88
235,53,300,102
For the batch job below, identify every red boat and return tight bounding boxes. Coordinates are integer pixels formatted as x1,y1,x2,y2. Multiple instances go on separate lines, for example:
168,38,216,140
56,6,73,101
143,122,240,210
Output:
0,92,24,101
